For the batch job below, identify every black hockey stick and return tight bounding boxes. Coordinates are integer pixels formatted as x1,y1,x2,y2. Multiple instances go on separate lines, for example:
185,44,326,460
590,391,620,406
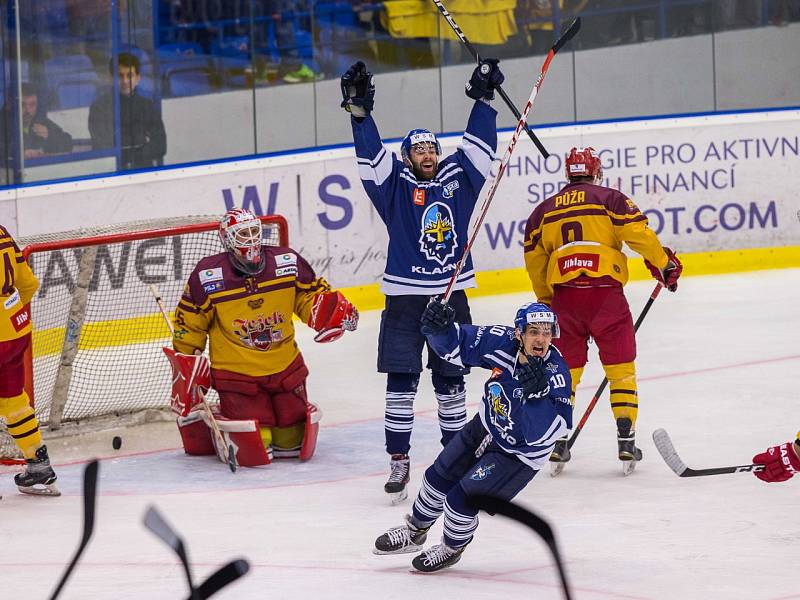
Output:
469,495,572,600
566,283,663,451
430,0,552,158
144,505,199,600
187,559,250,600
653,428,765,477
442,18,581,302
49,460,99,600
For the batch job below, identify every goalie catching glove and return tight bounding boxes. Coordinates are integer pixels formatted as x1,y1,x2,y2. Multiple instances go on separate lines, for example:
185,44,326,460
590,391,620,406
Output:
308,291,359,343
645,246,683,292
162,348,210,416
340,61,375,118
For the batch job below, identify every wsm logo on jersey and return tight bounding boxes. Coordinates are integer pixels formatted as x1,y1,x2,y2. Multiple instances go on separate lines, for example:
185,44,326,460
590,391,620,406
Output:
419,202,458,266
470,463,495,481
487,382,514,433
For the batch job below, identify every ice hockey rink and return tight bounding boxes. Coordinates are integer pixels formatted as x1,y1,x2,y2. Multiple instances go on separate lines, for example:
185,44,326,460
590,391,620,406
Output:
2,269,798,600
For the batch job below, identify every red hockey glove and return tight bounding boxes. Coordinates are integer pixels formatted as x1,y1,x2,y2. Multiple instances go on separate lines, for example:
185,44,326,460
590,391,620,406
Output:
645,247,683,292
752,440,800,483
308,291,359,343
162,348,210,416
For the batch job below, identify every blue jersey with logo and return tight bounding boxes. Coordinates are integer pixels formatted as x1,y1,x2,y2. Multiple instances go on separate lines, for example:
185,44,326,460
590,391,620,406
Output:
351,101,497,295
426,322,573,469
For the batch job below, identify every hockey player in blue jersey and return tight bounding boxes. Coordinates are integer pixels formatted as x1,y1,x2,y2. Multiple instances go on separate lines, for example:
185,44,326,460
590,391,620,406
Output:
340,59,503,503
373,301,573,572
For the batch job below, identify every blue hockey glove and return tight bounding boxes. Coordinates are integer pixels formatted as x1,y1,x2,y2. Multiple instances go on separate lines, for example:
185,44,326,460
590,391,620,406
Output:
465,58,504,101
517,355,550,399
341,61,375,118
421,299,455,335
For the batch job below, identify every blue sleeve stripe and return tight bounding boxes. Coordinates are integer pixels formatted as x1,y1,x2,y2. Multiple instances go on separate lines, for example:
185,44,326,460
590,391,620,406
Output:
495,349,517,364
357,146,393,185
460,131,495,176
356,144,386,166
485,353,514,373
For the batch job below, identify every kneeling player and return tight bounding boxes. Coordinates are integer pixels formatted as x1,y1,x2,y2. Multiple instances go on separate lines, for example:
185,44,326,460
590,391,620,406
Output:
373,301,572,572
169,208,358,466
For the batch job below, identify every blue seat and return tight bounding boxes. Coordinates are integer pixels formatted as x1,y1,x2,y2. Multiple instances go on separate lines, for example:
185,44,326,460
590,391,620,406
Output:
44,54,98,109
54,77,98,109
166,68,211,97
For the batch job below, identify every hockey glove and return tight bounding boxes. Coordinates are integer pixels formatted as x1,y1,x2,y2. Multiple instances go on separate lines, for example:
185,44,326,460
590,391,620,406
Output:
752,439,800,483
645,246,683,292
517,355,550,399
420,299,455,335
465,58,504,101
162,348,210,416
340,61,375,118
309,291,359,343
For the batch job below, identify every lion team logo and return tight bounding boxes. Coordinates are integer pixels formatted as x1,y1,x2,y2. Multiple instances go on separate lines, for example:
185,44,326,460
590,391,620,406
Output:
419,202,458,266
487,381,514,433
232,312,285,351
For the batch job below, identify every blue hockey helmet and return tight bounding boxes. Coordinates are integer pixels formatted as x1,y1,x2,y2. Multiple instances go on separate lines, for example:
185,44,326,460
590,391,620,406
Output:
401,128,442,161
514,302,559,338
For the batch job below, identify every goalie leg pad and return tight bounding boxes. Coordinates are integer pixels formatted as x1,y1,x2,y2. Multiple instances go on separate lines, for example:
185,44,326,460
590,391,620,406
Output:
206,411,272,467
177,411,216,456
300,402,322,461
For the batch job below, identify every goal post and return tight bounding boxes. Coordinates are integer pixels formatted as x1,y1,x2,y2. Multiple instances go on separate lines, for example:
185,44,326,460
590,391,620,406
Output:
0,214,288,463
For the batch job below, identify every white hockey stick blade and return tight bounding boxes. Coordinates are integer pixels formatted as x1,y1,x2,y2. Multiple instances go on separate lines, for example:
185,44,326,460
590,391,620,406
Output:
652,428,688,476
144,505,184,553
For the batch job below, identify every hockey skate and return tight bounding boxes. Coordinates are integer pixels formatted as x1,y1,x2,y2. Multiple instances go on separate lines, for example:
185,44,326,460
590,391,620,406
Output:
373,514,430,555
549,438,571,477
411,542,465,573
384,454,410,504
15,445,60,497
617,418,642,476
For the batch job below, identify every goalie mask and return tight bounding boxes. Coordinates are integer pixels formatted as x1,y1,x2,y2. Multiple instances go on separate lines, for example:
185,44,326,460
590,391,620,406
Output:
565,146,602,182
219,208,264,274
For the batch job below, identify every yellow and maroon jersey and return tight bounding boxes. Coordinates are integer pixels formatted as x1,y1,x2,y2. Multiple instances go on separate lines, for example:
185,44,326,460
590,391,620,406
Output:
523,182,669,305
0,224,39,342
173,247,331,377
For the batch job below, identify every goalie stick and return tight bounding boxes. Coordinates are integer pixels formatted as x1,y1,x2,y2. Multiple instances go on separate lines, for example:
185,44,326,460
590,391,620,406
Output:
652,428,766,477
49,460,99,600
149,284,237,473
442,18,581,302
430,0,551,158
470,495,573,600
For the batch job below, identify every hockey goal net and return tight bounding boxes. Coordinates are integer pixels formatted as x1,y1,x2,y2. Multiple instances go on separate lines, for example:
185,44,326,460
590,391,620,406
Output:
0,215,288,463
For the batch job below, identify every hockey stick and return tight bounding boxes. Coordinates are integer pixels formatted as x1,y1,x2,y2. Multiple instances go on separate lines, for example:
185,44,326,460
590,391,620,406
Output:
469,495,572,600
442,18,581,302
149,284,237,473
188,559,250,600
144,505,200,600
49,460,99,600
430,0,551,158
565,282,663,451
653,428,765,477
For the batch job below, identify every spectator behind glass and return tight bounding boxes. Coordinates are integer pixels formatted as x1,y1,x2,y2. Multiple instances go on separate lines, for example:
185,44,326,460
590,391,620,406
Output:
19,83,73,159
88,52,166,170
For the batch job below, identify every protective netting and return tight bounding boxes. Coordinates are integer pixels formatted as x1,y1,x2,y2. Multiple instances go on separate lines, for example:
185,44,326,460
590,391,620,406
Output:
0,420,23,464
17,215,287,434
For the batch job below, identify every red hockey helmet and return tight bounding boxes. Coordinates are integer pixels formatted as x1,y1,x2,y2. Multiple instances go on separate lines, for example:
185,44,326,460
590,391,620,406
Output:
219,208,263,273
565,147,602,180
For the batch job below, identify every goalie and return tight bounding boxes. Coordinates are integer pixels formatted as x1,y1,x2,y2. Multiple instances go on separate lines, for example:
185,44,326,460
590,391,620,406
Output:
167,208,358,467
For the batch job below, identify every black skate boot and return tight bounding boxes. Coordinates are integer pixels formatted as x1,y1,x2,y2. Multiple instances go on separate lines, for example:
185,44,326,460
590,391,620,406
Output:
617,418,642,476
549,437,571,476
384,453,410,504
374,514,430,555
411,542,466,573
15,445,60,496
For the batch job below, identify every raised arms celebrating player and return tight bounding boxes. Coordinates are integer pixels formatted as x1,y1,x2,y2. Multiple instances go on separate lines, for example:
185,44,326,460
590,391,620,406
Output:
341,59,501,502
169,209,357,466
372,301,572,572
753,432,800,483
0,224,59,496
523,147,682,475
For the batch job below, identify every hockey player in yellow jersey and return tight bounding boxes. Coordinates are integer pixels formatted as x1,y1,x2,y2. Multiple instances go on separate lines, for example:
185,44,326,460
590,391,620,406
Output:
523,147,682,475
169,209,358,465
0,224,59,495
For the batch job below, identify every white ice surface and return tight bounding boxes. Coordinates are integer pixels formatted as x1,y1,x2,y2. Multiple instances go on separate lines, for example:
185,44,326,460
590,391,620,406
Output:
2,270,799,600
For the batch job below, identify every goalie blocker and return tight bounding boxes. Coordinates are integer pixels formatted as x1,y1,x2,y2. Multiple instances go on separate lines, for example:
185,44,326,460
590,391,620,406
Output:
164,349,321,466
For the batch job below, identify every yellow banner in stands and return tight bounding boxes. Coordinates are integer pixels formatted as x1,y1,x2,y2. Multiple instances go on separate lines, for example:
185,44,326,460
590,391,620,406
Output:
381,0,518,44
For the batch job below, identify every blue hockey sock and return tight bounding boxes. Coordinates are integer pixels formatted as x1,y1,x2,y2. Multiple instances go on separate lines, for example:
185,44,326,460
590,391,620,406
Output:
442,484,479,548
432,373,467,446
384,372,419,455
412,465,457,527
